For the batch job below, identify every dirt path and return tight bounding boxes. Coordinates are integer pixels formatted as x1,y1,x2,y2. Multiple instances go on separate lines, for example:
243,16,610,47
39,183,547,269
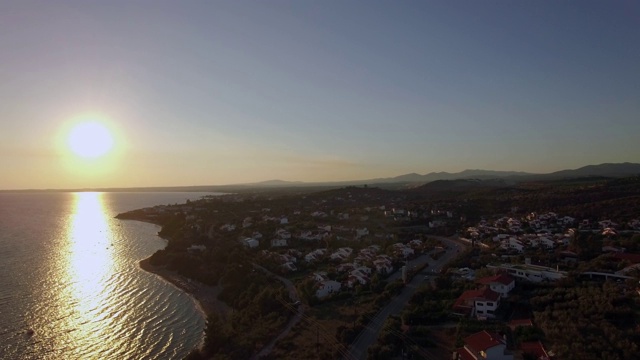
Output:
251,264,304,360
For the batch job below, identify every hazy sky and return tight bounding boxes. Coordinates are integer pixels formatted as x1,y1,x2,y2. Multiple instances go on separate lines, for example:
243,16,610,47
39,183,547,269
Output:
1,1,639,190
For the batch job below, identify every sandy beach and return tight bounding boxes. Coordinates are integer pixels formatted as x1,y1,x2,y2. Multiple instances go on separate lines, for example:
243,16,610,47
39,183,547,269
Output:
139,258,232,319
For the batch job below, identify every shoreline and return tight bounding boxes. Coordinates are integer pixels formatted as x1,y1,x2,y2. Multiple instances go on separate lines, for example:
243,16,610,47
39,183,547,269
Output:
117,210,230,354
139,257,232,319
139,257,232,353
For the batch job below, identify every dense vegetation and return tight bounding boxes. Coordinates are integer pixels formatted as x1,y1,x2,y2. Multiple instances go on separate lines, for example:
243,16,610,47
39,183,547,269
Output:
185,270,291,360
530,281,639,360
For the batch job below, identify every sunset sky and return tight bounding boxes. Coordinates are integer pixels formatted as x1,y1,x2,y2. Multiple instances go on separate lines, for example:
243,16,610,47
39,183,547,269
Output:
1,1,639,190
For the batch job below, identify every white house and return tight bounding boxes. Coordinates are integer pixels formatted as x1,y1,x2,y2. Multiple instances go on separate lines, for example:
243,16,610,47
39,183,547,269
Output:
455,330,513,360
501,238,524,253
330,247,353,261
271,238,288,247
311,211,328,218
305,249,327,263
477,273,515,298
453,287,501,319
530,235,554,249
281,262,297,272
391,243,414,258
243,238,259,248
345,275,367,288
599,220,617,229
187,244,206,252
315,280,341,299
275,229,292,239
220,224,236,232
408,239,423,250
493,234,510,242
488,263,567,282
373,255,393,274
345,267,371,288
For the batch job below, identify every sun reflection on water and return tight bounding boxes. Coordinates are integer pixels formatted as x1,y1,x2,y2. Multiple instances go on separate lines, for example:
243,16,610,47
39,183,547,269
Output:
63,192,116,355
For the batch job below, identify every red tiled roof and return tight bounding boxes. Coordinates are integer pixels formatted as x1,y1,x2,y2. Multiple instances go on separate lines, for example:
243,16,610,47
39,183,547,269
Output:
464,330,504,353
508,318,533,330
452,301,474,315
457,287,501,303
477,273,515,286
456,347,477,360
520,341,550,360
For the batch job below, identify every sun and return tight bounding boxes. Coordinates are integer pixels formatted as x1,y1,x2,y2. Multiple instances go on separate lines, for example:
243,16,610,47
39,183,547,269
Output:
67,122,114,158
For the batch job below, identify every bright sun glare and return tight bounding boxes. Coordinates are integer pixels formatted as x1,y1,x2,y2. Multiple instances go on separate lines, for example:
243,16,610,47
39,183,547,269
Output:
68,122,114,158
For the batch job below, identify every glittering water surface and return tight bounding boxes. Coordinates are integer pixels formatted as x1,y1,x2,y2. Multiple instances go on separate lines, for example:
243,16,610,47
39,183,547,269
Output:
0,192,215,359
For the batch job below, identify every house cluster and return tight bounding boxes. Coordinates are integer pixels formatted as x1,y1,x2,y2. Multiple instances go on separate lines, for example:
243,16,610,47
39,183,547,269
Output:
382,207,456,223
301,245,406,298
578,217,640,233
383,208,410,221
526,212,575,230
453,272,515,319
304,245,396,275
299,227,330,242
272,228,292,246
470,212,575,237
493,233,569,253
391,239,422,259
336,262,373,288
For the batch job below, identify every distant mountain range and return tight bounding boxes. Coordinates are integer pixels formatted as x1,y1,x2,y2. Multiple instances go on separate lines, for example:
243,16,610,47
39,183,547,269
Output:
6,162,639,193
247,162,640,188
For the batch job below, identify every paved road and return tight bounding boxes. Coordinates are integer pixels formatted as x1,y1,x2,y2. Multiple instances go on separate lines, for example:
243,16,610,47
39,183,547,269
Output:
345,236,465,360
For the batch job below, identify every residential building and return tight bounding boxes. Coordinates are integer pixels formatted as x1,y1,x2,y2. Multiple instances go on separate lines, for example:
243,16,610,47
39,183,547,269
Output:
270,238,288,247
243,238,259,248
520,341,550,360
315,280,341,299
477,273,515,298
187,244,206,252
453,288,501,319
455,330,513,360
488,263,567,282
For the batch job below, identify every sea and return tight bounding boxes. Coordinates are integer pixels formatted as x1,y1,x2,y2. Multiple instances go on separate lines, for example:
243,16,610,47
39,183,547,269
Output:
0,191,219,360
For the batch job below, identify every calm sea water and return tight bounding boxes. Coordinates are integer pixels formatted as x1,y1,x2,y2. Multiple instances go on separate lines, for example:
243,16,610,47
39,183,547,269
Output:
0,192,217,360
